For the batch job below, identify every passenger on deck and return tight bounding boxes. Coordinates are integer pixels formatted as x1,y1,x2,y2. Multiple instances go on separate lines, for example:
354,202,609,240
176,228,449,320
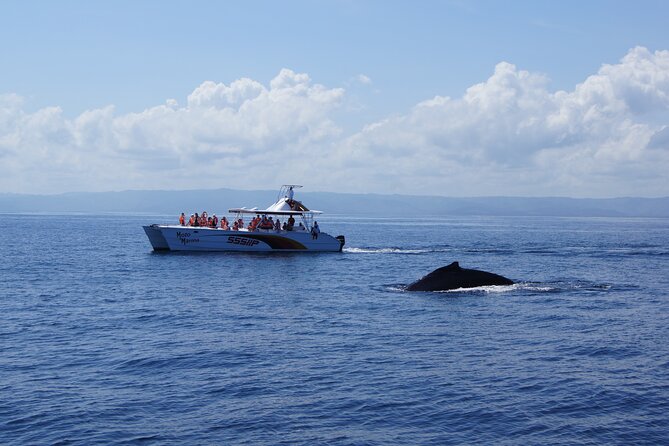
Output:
286,186,295,208
207,217,214,227
274,218,281,232
232,221,239,231
212,214,219,228
259,216,273,230
188,214,195,226
179,213,186,226
221,217,229,230
287,215,295,231
311,221,320,239
193,213,200,227
250,216,259,231
298,222,305,231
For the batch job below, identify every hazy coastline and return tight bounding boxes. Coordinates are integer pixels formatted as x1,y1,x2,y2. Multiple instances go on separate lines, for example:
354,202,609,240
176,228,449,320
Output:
2,188,668,217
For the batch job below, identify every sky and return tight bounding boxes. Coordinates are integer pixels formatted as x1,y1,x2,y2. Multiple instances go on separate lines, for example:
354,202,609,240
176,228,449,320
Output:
1,0,668,197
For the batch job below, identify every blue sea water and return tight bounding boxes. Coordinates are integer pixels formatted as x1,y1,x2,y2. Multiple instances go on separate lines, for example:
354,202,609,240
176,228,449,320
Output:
1,213,668,445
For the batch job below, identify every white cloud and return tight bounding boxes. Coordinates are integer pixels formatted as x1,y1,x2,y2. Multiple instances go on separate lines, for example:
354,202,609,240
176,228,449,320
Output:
0,69,345,193
323,47,669,196
1,50,668,197
355,74,372,85
187,78,265,109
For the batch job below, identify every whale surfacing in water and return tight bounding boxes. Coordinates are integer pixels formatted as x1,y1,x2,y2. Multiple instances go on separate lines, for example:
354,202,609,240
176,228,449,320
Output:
406,261,514,291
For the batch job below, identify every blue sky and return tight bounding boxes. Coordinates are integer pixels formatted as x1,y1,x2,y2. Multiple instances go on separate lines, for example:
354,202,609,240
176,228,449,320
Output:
1,0,669,196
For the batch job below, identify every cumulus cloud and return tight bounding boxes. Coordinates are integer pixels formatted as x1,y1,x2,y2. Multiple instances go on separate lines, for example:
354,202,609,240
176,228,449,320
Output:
0,69,344,192
187,78,263,109
1,49,668,197
328,47,669,196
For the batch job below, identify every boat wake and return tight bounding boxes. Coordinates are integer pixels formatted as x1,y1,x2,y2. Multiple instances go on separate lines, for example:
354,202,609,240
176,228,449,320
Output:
344,246,450,254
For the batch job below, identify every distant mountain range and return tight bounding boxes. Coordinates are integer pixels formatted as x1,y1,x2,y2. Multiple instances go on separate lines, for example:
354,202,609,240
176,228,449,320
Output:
1,189,668,217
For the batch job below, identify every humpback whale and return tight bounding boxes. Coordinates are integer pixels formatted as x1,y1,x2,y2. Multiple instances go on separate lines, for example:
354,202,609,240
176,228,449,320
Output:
407,261,514,291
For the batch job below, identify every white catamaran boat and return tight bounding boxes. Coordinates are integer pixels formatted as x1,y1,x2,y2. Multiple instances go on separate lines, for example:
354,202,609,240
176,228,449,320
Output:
143,185,345,252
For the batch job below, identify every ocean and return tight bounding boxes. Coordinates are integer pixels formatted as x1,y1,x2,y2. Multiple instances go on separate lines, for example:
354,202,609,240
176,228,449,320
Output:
1,213,668,445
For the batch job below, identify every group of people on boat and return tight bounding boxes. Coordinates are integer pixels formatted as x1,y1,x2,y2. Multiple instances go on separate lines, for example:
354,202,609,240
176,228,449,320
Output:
179,211,222,228
178,211,312,233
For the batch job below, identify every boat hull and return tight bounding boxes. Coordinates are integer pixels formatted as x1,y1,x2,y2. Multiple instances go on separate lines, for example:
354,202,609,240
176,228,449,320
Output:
143,225,344,252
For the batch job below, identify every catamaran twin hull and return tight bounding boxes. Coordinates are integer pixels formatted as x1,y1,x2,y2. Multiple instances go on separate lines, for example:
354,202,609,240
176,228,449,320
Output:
143,225,345,252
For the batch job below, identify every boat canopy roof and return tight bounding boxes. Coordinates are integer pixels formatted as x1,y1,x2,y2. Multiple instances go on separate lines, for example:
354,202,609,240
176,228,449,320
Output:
228,197,322,216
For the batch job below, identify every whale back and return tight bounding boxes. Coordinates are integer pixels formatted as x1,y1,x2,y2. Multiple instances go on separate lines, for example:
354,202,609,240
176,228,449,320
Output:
407,261,513,291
